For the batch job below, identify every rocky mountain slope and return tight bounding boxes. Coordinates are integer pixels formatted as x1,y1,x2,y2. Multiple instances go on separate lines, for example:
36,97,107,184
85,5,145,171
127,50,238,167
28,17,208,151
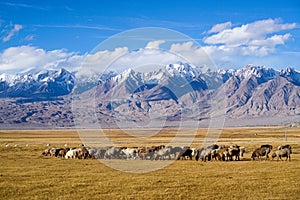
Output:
0,68,75,98
0,64,299,128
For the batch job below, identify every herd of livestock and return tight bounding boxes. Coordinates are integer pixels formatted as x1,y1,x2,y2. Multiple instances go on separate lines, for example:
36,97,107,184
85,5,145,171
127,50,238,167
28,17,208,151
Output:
41,143,292,161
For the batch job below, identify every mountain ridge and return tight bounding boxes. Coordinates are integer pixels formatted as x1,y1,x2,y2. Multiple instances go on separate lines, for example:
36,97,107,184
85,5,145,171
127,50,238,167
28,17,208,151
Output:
0,64,299,128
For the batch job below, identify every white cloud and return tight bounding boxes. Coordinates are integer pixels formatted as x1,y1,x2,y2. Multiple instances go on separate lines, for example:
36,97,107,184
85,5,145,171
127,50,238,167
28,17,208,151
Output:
170,42,216,71
202,18,297,65
2,24,23,42
0,46,79,73
208,22,232,33
78,47,129,76
145,40,165,49
0,45,133,75
248,33,291,47
109,48,179,73
80,40,209,74
0,19,298,76
204,19,296,48
0,43,194,75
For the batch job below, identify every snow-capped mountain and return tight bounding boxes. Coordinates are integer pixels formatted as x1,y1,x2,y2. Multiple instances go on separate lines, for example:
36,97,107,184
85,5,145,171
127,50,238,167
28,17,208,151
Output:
0,68,75,98
0,64,300,128
235,64,278,79
213,65,300,118
92,63,288,98
90,64,300,121
93,62,209,100
217,64,279,84
280,67,300,86
143,62,201,83
73,70,117,94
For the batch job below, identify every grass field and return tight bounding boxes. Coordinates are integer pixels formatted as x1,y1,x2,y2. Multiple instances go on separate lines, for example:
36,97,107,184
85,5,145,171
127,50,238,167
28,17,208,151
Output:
0,127,299,199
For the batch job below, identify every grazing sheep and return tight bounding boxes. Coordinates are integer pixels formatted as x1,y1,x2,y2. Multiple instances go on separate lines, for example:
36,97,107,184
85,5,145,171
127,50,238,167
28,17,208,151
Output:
57,148,68,158
77,147,90,159
218,147,229,161
272,145,292,161
228,147,240,161
200,148,212,162
271,149,290,161
177,147,193,160
49,148,57,157
169,147,183,160
210,149,219,161
42,148,51,156
87,148,97,159
122,147,140,160
195,144,219,162
251,147,270,160
95,148,106,159
138,147,155,160
104,147,123,159
5,144,10,148
65,148,79,159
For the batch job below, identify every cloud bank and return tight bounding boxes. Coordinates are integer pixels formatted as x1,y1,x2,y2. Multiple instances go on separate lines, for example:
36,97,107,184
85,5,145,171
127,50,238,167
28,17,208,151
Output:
207,22,232,33
0,19,298,74
203,19,296,57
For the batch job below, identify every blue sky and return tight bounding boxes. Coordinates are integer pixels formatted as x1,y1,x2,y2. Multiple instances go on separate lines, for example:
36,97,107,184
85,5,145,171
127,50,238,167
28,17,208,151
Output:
0,0,299,73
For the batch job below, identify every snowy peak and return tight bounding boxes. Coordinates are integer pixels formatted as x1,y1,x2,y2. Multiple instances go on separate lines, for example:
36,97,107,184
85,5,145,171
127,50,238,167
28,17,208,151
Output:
90,64,299,95
165,62,200,81
142,62,202,85
217,65,279,85
111,68,138,83
99,71,117,83
0,68,75,98
107,63,201,86
280,67,300,86
0,64,299,99
235,65,278,80
36,68,74,84
0,73,36,86
1,68,74,85
0,73,19,86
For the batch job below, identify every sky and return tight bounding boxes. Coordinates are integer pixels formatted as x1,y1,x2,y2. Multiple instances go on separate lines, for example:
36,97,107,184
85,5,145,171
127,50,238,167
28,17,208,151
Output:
0,0,299,74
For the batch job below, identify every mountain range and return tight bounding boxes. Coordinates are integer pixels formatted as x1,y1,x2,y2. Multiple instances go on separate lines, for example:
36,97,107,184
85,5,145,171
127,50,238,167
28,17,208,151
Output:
0,64,299,128
0,68,75,98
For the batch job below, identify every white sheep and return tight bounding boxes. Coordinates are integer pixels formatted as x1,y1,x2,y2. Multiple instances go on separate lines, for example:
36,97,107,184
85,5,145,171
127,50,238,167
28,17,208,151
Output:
65,149,79,159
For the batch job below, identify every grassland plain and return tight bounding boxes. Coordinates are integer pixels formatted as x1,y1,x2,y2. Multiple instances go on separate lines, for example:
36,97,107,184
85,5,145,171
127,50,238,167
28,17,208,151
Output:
0,127,299,199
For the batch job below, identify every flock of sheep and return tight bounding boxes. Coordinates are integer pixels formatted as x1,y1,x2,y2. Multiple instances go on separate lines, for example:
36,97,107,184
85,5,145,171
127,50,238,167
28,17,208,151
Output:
40,143,292,162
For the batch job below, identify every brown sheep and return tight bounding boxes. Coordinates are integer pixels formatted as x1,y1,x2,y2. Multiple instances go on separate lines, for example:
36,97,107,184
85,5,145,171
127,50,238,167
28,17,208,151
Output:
57,148,69,158
251,148,268,160
228,147,240,161
77,147,90,159
218,147,229,161
42,148,51,156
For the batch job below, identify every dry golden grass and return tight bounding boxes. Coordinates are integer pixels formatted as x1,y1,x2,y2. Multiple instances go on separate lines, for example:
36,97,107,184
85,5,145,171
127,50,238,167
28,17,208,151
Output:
0,127,299,199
